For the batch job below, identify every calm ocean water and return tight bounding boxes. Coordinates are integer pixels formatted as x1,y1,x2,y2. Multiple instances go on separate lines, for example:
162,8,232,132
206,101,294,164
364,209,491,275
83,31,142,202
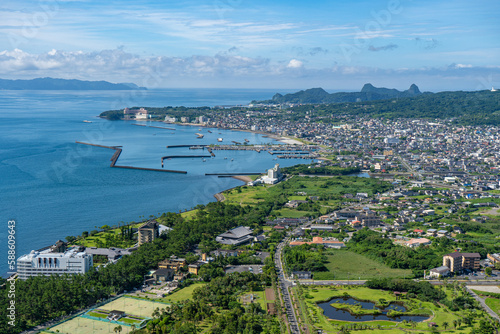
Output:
0,88,304,275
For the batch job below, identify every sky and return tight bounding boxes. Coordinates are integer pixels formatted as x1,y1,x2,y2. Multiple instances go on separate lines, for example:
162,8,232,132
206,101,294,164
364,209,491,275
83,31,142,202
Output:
0,0,499,91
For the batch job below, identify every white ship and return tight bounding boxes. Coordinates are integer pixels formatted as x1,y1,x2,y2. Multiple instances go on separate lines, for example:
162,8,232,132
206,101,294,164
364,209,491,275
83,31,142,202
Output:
217,138,223,142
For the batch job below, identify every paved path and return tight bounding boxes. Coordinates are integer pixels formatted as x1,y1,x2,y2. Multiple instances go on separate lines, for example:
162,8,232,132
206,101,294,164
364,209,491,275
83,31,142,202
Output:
465,286,500,321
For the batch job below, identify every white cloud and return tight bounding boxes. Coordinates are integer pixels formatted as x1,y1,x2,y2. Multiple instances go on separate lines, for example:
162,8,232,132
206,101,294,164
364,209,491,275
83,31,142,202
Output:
287,59,303,68
0,48,499,91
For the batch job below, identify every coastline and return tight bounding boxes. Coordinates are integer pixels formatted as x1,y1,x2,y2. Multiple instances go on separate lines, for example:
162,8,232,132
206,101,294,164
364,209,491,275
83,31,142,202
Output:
30,119,299,257
164,121,305,145
213,175,253,202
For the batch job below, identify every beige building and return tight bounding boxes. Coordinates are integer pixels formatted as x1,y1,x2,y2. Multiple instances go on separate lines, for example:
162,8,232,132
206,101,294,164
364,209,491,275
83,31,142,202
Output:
158,256,186,272
443,252,480,272
138,220,159,245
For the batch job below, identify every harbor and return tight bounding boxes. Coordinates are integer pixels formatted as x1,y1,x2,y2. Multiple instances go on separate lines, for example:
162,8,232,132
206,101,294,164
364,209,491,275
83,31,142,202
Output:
75,141,187,174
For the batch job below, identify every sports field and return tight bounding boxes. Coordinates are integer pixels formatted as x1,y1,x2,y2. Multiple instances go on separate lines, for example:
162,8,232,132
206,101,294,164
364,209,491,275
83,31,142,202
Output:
44,297,167,334
100,296,169,318
47,316,135,334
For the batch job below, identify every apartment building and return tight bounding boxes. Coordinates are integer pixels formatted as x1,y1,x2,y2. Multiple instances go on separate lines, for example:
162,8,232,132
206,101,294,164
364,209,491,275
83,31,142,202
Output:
443,252,480,272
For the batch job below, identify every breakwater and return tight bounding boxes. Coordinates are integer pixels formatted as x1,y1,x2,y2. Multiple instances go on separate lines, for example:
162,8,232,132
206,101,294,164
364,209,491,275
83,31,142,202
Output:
75,141,187,174
132,123,175,130
166,144,204,148
205,172,262,176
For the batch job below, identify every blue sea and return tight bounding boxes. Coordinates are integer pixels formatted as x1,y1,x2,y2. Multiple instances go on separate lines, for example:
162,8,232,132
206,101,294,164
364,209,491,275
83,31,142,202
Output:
0,88,304,275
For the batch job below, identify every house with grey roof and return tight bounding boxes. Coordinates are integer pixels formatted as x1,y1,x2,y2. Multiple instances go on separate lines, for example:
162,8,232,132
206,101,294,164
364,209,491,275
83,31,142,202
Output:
216,226,254,246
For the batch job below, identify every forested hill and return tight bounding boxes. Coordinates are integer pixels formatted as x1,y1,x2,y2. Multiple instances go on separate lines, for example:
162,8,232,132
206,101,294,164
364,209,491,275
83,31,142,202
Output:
254,83,423,104
0,77,146,90
291,89,500,125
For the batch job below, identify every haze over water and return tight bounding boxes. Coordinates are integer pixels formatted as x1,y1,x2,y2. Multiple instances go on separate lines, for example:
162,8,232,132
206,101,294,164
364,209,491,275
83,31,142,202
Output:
0,88,303,275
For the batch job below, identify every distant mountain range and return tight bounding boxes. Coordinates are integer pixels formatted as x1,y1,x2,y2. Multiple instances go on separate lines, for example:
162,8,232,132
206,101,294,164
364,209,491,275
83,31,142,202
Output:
254,83,423,104
0,77,146,90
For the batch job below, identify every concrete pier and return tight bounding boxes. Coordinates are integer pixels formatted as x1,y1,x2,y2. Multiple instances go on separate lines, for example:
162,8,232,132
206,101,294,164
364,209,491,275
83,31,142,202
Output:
166,144,205,148
76,141,187,174
205,172,262,176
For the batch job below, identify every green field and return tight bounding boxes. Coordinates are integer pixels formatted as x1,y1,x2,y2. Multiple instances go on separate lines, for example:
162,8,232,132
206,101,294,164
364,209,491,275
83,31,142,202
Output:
274,208,315,218
222,175,392,219
159,282,206,303
72,223,142,248
223,185,272,205
312,250,413,280
289,195,308,200
180,209,200,220
239,290,269,310
485,298,500,315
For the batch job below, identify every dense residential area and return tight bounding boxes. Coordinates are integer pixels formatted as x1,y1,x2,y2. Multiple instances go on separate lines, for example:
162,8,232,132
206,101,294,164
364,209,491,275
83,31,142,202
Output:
4,92,500,334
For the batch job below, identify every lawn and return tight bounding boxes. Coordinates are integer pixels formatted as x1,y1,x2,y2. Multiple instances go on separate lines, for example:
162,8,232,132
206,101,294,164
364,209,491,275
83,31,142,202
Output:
274,208,315,218
87,311,107,319
72,222,142,248
312,250,413,280
485,298,500,315
159,282,206,303
289,195,308,201
239,290,269,310
180,209,199,220
223,185,272,205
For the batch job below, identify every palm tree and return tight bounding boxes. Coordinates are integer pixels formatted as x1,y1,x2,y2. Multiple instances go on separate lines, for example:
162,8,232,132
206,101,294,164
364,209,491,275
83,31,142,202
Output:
453,319,458,328
443,321,449,330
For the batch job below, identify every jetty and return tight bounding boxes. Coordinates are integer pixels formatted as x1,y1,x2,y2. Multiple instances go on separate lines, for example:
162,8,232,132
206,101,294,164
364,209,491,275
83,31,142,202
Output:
75,141,187,174
132,123,175,130
268,151,311,155
276,155,316,159
166,144,205,148
205,172,262,176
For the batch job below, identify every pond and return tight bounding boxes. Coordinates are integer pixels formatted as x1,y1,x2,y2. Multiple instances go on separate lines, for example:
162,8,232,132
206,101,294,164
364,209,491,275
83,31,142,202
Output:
317,297,430,322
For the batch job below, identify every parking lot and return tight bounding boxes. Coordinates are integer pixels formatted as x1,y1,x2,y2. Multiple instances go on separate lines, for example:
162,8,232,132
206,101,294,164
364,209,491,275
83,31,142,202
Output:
225,265,264,274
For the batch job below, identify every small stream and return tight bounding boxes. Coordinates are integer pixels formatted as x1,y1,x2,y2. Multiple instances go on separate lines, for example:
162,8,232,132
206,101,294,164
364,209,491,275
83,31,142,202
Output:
317,297,429,322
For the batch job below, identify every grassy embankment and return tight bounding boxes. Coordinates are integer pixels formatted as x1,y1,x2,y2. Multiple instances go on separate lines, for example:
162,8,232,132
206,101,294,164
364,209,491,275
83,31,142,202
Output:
312,250,412,280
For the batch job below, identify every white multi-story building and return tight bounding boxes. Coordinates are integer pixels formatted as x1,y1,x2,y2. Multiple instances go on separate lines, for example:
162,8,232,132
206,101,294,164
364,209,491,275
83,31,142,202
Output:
384,137,400,144
17,248,93,280
261,164,283,184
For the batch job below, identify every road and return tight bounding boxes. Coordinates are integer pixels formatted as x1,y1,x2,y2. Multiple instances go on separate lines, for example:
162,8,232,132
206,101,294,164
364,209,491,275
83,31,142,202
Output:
396,154,423,179
275,237,300,334
465,287,500,321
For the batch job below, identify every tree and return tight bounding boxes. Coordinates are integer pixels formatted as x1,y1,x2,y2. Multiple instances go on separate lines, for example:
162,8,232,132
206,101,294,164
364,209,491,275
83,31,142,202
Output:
485,267,492,276
443,321,449,330
65,235,76,243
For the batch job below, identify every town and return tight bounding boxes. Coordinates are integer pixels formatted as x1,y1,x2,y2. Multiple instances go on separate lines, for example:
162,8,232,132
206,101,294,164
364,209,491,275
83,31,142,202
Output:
6,108,500,333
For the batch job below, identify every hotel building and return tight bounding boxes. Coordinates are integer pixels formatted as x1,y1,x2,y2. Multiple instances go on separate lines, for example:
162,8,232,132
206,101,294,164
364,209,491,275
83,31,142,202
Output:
17,242,93,280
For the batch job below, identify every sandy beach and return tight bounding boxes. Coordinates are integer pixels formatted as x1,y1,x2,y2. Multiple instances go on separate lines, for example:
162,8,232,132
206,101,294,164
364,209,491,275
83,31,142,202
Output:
232,175,253,183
